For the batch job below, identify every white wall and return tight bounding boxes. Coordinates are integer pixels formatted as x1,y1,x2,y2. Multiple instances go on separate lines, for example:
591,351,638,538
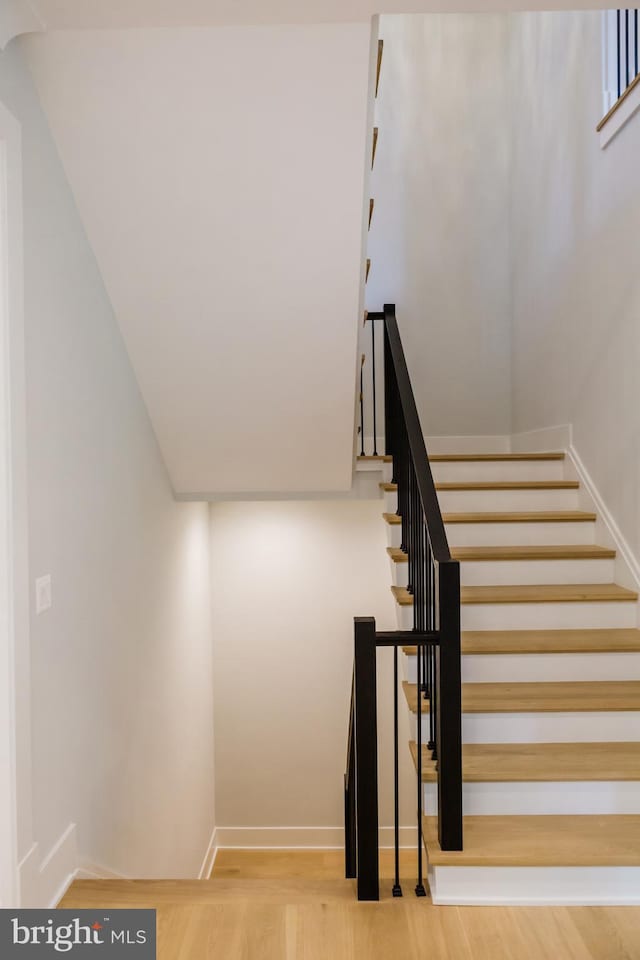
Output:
509,11,640,559
23,25,372,497
0,40,216,901
210,499,416,844
366,14,512,437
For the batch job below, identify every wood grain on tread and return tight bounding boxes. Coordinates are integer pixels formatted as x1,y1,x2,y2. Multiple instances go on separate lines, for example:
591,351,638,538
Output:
410,740,640,782
404,628,640,655
392,583,637,606
388,547,409,562
389,545,616,563
423,814,640,866
381,481,579,492
402,680,640,714
429,452,565,462
358,454,392,462
371,126,379,168
386,511,596,525
461,583,638,604
442,511,596,524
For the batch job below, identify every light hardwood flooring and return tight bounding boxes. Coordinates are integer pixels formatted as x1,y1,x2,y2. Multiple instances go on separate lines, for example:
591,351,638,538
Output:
59,850,640,959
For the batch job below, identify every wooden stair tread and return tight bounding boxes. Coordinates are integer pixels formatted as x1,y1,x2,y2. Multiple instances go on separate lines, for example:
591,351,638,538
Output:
410,740,640,782
429,452,565,462
392,583,637,605
423,815,640,867
388,545,616,562
442,511,596,524
402,679,640,713
359,454,392,462
385,511,596,525
381,481,579,492
404,628,640,655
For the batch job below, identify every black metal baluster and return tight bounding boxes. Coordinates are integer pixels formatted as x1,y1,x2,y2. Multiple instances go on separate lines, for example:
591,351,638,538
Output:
371,318,378,456
359,355,365,457
392,645,402,897
626,9,630,88
618,9,622,99
428,541,436,754
415,641,427,897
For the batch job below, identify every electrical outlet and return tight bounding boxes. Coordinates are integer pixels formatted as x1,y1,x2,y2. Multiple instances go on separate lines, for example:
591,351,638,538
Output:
35,574,52,615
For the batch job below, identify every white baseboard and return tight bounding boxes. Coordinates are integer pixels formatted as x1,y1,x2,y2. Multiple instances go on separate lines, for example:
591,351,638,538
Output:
75,861,128,882
214,825,415,848
510,423,572,453
19,823,78,908
198,826,218,880
568,443,640,594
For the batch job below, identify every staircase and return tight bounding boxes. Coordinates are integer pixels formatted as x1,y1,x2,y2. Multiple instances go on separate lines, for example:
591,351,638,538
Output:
379,449,640,904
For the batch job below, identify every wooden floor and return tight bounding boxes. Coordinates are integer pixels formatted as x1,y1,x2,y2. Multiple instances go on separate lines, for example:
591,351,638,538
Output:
59,850,640,959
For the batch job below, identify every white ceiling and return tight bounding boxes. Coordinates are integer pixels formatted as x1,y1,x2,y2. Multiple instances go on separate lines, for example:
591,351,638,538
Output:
24,0,611,31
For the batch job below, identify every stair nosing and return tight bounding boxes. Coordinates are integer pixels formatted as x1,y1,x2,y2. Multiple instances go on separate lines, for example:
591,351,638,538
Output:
403,628,640,655
387,545,616,562
391,584,639,606
384,511,597,525
403,679,640,714
409,740,640,782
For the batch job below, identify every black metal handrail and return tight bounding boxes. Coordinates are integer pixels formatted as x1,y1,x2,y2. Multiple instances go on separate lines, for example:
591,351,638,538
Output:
346,304,462,902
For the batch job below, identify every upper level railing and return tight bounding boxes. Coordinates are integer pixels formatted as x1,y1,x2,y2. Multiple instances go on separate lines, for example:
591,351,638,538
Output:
345,304,462,901
614,9,639,100
598,9,640,133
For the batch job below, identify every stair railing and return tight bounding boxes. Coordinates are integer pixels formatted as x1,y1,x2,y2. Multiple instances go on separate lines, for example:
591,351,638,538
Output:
345,303,462,901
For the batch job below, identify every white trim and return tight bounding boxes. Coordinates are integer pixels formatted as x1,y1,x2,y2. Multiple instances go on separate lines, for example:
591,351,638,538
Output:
567,442,640,594
429,864,640,905
198,825,218,880
0,96,29,910
214,825,416,848
19,823,78,908
74,861,128,882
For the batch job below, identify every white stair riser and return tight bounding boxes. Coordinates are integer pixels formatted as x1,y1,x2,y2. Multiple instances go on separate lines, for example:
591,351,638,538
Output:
391,557,615,588
439,489,579,513
383,488,580,514
386,523,402,549
460,557,614,586
461,601,637,632
446,521,595,547
430,461,566,484
423,780,640,815
383,491,397,514
404,651,640,684
428,864,640,905
397,600,638,632
411,711,640,743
